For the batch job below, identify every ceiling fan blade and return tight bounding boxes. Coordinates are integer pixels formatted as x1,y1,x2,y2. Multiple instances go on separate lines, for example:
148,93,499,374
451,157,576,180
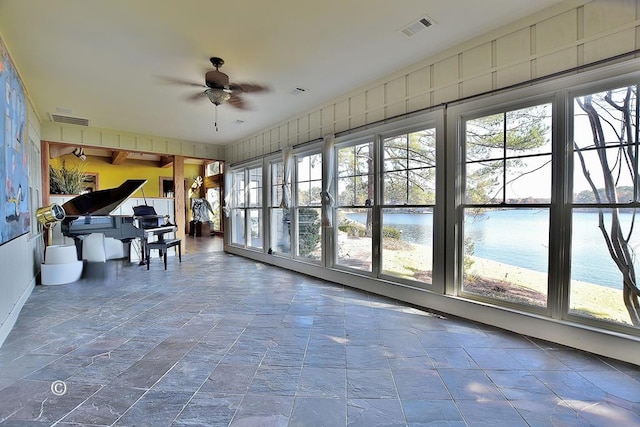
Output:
229,82,269,93
227,94,248,110
187,91,208,102
157,76,205,88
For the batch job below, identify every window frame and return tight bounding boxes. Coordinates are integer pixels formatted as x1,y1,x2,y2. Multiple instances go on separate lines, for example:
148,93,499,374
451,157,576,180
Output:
228,161,265,251
377,118,444,290
330,112,445,290
333,135,377,275
454,96,556,316
563,75,640,334
293,148,323,264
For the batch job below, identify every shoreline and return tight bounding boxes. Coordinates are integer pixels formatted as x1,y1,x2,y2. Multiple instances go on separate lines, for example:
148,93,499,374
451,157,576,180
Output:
337,232,632,325
465,256,630,324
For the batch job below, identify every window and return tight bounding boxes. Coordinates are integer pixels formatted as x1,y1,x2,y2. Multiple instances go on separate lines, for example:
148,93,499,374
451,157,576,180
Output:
81,173,98,193
570,84,640,329
335,140,374,271
229,165,263,249
331,120,440,282
206,187,222,232
295,152,322,261
381,128,437,283
247,166,263,249
461,103,552,308
205,161,223,176
230,169,246,246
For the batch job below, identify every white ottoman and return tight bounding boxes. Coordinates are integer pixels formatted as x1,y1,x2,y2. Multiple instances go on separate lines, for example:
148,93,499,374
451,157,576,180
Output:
82,233,107,262
41,245,83,285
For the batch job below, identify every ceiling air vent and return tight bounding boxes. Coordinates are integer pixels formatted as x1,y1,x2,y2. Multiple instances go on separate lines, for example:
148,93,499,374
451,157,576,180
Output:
400,16,434,38
49,113,90,127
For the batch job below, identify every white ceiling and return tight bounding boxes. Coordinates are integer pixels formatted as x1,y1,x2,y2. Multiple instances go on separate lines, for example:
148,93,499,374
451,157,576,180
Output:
0,0,566,148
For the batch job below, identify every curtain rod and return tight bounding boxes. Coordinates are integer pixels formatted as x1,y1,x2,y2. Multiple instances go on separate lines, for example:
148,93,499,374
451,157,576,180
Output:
230,49,640,168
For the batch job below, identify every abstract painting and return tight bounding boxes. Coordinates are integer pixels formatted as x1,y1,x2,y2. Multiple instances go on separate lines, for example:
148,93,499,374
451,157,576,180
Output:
0,36,29,245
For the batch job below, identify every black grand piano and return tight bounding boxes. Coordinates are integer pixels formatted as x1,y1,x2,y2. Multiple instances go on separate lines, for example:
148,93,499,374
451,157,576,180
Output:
60,179,177,262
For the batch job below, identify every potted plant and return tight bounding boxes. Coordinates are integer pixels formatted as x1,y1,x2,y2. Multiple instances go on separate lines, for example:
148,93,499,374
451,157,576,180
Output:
49,161,88,194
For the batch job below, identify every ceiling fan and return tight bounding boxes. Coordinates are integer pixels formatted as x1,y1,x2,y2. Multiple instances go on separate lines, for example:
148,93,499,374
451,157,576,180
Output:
168,57,269,131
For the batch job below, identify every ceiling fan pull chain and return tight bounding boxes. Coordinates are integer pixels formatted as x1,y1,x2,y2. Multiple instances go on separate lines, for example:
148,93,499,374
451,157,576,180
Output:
214,106,219,132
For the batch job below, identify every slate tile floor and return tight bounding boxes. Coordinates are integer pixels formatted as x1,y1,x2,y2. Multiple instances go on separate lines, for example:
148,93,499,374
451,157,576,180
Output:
1,237,639,426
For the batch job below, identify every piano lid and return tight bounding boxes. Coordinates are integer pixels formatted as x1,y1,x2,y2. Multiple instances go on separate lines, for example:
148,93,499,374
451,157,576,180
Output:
62,179,147,216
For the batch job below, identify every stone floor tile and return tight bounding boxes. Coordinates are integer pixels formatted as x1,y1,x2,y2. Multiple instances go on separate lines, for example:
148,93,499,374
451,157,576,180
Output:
114,390,193,426
0,238,637,426
392,368,451,401
464,346,526,370
438,368,503,401
346,344,389,370
347,368,397,399
248,365,301,396
60,385,146,425
230,394,294,426
426,347,480,369
297,366,346,398
578,369,640,403
508,398,586,427
456,400,529,426
402,399,466,426
289,397,346,427
173,392,243,427
199,363,258,395
347,398,405,427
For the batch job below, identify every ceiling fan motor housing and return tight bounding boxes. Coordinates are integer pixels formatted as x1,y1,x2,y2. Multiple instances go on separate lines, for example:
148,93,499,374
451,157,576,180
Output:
205,70,229,88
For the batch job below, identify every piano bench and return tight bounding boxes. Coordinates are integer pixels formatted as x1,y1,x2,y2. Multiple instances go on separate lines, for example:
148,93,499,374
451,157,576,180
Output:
146,239,181,270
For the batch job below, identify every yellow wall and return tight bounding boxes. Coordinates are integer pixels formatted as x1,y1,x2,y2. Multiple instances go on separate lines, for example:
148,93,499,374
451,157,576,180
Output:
50,155,202,198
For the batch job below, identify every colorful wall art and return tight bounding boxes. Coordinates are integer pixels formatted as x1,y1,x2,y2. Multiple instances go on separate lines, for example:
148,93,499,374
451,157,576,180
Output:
0,36,30,245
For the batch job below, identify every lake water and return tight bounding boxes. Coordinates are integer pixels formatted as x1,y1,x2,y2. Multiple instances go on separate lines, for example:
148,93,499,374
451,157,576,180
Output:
347,209,638,290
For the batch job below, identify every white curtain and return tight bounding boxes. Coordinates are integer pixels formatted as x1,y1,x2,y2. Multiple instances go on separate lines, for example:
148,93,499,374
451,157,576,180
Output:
223,171,231,218
279,146,293,209
321,134,335,227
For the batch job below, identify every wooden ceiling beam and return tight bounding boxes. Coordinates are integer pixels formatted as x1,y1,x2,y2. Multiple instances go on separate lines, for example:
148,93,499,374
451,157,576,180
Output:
111,150,129,165
159,156,174,168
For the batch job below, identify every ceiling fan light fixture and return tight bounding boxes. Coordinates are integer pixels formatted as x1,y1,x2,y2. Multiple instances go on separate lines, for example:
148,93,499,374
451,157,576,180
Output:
205,88,231,105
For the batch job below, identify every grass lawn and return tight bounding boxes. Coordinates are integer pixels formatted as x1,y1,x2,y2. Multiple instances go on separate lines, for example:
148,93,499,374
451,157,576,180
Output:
340,232,634,326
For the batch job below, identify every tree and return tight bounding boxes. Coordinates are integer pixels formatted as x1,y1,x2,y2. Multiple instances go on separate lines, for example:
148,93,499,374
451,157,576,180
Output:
337,142,374,235
575,87,640,326
298,208,321,257
465,107,551,204
463,105,552,304
383,131,436,205
336,131,436,238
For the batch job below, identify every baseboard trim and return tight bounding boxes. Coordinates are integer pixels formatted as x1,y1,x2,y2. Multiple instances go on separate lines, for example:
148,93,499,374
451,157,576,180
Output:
0,279,35,348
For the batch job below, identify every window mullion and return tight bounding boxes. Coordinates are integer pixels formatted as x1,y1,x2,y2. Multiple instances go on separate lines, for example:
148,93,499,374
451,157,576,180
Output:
502,112,508,203
372,134,382,277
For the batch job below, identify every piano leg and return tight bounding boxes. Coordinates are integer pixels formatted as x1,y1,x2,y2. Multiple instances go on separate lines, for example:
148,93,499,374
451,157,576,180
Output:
138,239,147,266
146,240,150,269
123,240,133,263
